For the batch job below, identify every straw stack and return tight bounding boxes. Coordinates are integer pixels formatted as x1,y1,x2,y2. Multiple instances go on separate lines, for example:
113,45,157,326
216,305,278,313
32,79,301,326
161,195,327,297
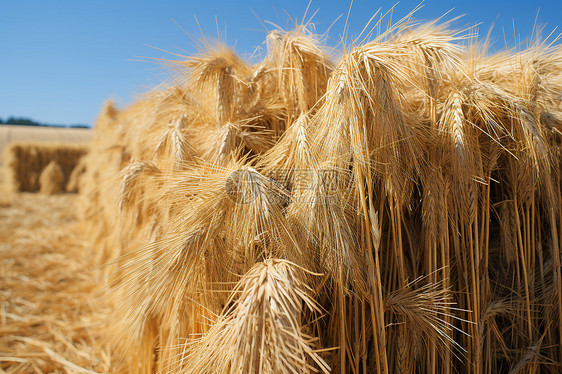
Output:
3,142,89,192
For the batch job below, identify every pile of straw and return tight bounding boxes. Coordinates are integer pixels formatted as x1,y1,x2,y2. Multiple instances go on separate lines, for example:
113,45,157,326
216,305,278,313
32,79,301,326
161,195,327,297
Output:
3,142,88,193
78,18,562,374
0,194,117,373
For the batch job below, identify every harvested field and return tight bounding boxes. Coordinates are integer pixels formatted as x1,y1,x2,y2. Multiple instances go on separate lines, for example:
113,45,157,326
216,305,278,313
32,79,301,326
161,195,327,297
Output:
0,194,117,373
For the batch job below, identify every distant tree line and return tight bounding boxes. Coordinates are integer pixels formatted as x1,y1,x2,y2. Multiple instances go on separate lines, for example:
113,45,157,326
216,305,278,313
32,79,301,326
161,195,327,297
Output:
0,116,90,128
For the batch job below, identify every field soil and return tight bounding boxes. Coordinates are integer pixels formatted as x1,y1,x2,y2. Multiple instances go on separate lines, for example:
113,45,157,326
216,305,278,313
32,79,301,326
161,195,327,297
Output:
0,193,112,373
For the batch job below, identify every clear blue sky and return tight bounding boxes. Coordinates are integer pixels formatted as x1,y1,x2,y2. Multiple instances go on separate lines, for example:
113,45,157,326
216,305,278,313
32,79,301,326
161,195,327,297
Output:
1,0,560,126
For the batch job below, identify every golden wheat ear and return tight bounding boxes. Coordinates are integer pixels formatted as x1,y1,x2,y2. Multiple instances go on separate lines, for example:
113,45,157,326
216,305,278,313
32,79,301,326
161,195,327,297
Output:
386,272,468,355
263,26,333,118
200,121,275,165
259,113,313,175
118,161,161,211
175,259,330,374
181,47,252,125
152,115,194,169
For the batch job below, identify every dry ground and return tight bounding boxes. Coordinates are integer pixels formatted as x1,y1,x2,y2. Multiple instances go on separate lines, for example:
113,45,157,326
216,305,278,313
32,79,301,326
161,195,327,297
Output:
0,193,113,373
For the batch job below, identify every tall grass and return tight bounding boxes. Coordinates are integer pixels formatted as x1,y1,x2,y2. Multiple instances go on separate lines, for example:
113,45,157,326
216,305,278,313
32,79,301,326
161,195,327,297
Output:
80,19,562,373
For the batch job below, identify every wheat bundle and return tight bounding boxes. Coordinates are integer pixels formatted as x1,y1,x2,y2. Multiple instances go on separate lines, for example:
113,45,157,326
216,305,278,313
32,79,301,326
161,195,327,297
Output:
39,160,64,194
66,156,87,192
3,142,89,192
76,17,562,374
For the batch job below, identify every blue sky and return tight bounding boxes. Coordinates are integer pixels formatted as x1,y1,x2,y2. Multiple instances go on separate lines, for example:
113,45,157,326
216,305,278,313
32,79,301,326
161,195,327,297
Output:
1,0,560,126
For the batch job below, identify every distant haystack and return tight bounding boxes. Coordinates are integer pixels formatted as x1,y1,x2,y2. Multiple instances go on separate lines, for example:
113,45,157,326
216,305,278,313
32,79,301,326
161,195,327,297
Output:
3,142,88,192
0,125,92,160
